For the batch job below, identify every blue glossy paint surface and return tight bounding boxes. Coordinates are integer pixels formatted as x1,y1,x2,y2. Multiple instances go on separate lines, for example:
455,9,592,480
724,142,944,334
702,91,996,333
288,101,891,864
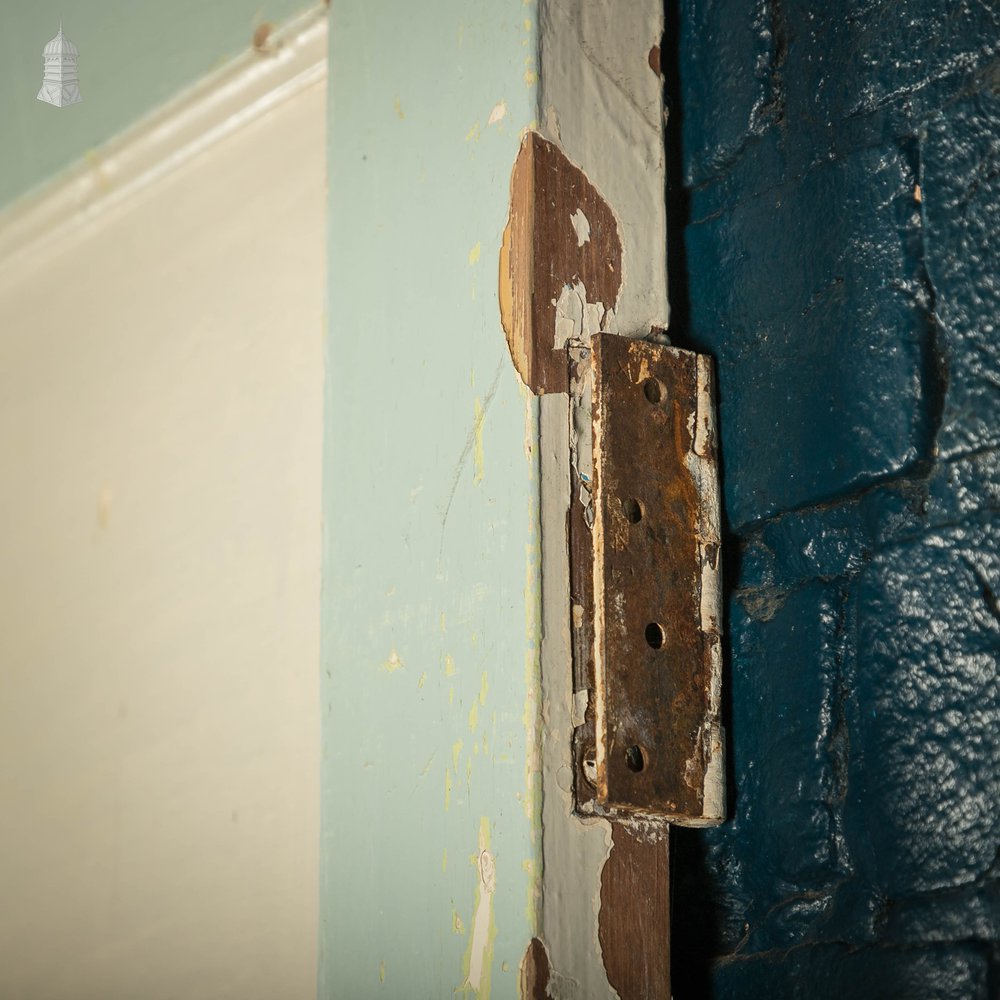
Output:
669,1,1000,994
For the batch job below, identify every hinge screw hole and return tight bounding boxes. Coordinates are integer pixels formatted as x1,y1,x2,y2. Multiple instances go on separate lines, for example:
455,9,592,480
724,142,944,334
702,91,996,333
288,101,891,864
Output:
642,378,665,404
645,622,666,649
625,745,646,773
622,497,643,523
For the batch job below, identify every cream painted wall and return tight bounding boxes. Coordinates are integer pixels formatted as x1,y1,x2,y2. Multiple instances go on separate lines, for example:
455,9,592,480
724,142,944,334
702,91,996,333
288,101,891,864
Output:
0,66,324,1000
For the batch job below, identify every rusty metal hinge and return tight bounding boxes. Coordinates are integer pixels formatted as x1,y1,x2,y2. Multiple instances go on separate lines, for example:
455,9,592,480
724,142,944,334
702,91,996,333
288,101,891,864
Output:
569,334,725,826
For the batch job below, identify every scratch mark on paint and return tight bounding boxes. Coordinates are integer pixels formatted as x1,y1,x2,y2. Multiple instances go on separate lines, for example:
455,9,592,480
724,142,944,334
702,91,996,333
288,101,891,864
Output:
458,818,497,997
440,359,504,533
473,397,486,485
488,101,507,126
420,755,434,776
381,648,404,672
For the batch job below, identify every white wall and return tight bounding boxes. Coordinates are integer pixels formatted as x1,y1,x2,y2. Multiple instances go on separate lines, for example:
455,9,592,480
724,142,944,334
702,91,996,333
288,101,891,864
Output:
0,61,324,1000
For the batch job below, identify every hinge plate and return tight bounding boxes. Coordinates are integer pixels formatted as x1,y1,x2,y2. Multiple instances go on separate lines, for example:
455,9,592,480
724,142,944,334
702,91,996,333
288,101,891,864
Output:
581,334,724,824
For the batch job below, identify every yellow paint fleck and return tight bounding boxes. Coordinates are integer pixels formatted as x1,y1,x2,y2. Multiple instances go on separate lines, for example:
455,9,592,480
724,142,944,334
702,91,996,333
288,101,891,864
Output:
468,700,479,734
524,67,537,86
440,612,447,633
473,398,485,485
393,98,404,119
473,741,480,756
452,739,464,772
468,241,482,265
523,18,532,29
445,654,457,677
465,121,482,143
418,671,427,688
479,670,489,706
453,909,466,935
379,960,386,984
420,756,433,776
466,757,473,786
381,648,404,672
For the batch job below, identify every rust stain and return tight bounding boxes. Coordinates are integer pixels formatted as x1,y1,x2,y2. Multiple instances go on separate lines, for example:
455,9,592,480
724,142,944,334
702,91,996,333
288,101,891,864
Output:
590,334,724,822
499,133,622,394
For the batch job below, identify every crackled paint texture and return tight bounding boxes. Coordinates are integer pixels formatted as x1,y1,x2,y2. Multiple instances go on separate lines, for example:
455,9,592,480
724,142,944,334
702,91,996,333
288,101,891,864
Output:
668,1,1000,996
321,3,540,997
0,1,312,210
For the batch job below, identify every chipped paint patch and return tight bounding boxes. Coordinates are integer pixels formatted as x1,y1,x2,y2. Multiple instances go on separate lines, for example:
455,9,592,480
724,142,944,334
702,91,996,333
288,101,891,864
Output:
499,133,622,393
488,101,507,125
458,818,497,997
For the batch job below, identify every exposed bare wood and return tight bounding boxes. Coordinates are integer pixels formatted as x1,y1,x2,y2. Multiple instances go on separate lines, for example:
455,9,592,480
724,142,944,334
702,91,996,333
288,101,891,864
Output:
599,822,670,1000
499,133,622,395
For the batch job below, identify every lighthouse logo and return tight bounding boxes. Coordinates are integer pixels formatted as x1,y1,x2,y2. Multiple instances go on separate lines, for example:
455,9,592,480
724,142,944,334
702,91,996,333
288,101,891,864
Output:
37,22,82,108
